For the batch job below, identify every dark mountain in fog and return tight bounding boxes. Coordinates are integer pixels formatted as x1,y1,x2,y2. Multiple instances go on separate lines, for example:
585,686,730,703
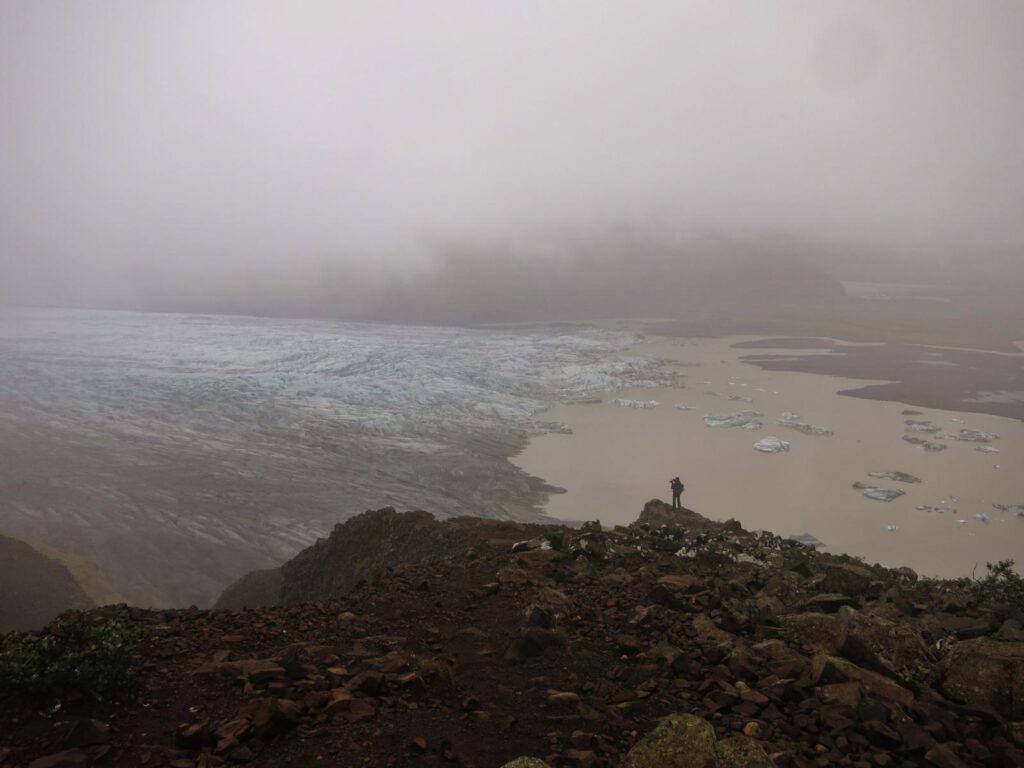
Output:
361,233,846,326
119,232,845,326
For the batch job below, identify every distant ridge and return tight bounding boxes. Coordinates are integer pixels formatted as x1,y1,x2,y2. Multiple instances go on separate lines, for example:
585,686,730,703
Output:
0,532,94,632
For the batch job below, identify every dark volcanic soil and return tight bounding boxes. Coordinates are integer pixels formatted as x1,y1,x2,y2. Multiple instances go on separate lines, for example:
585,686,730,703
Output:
735,338,1024,420
3,505,1024,767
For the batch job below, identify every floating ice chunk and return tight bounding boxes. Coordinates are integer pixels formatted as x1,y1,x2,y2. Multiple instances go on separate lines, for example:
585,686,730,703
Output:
754,436,790,453
922,442,947,452
905,420,942,433
788,532,825,548
974,513,991,523
886,524,900,532
903,435,928,445
950,429,1000,443
674,404,695,411
613,398,659,409
705,410,764,429
975,445,1000,453
537,421,573,434
728,394,753,402
993,504,1024,517
777,412,833,436
868,471,922,484
852,482,905,502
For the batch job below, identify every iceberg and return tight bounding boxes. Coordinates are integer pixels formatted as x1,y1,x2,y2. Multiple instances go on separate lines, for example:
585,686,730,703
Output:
949,429,1000,443
753,436,790,453
922,442,947,452
613,398,659,409
993,504,1024,517
975,445,1000,453
868,471,921,484
704,410,764,429
776,412,833,436
788,532,825,548
852,482,905,502
905,419,942,433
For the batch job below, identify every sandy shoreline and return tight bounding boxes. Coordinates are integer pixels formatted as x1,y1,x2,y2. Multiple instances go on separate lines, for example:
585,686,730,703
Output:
514,335,1024,578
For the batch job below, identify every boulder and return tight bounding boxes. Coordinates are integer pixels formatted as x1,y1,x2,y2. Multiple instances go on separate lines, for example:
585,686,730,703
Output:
715,736,775,767
637,500,699,527
778,613,845,654
819,563,874,597
499,760,549,768
621,713,717,768
649,575,703,609
524,588,574,628
941,639,1024,720
810,655,914,707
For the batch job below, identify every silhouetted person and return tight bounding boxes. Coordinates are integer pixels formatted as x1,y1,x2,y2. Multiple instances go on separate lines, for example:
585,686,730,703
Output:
670,476,684,509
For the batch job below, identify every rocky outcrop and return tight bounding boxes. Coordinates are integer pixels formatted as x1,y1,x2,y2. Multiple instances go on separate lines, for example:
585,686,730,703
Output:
217,508,543,608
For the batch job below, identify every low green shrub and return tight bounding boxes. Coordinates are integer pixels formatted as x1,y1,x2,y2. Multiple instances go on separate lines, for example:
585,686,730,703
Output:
0,612,141,698
972,560,1024,620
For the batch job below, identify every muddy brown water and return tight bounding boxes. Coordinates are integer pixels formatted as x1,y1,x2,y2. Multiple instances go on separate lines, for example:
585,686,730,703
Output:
515,336,1024,578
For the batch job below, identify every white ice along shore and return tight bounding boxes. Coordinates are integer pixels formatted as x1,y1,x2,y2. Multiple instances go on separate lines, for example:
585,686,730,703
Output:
0,308,680,607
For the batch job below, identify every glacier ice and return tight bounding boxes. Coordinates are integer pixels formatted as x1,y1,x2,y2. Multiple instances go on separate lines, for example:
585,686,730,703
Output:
776,412,833,436
0,308,681,607
613,399,660,409
753,436,790,453
704,410,764,429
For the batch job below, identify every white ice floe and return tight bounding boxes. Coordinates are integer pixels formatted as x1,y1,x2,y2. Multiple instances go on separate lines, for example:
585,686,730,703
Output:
975,445,1000,453
674,404,695,411
788,532,825,548
704,410,764,429
886,524,900,532
975,513,991,523
777,412,833,436
949,429,1000,443
853,482,906,502
868,471,921,484
753,436,790,453
613,399,660,409
993,504,1024,517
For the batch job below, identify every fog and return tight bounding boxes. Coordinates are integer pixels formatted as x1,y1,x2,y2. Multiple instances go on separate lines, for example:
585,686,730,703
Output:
2,2,1023,320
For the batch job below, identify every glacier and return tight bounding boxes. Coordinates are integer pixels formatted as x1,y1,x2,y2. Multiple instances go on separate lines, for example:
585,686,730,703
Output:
0,308,679,607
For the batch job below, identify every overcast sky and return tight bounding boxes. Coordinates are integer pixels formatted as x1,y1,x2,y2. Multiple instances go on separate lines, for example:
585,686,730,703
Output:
2,1,1023,308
